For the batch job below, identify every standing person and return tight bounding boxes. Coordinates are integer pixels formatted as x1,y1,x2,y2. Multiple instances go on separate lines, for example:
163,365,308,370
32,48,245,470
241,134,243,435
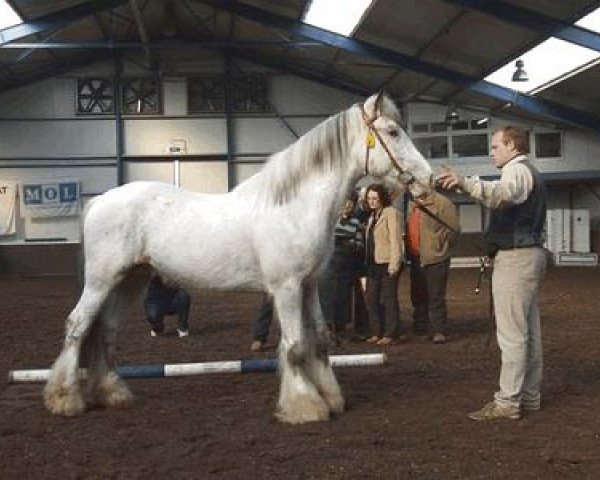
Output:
406,189,460,344
437,126,547,421
353,186,371,339
144,275,191,338
318,192,365,336
363,183,405,346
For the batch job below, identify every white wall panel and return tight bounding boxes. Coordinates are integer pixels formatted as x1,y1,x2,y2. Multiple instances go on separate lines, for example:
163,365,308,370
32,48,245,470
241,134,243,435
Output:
123,119,226,156
24,215,80,242
563,130,600,170
162,77,187,116
0,166,116,194
235,118,296,154
286,117,327,137
0,78,75,118
459,204,483,233
124,161,174,184
234,162,264,185
180,162,228,193
271,75,361,115
0,120,115,158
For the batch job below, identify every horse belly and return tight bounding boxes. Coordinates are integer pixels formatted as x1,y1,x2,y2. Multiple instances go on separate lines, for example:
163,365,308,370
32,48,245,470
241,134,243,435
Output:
148,234,263,291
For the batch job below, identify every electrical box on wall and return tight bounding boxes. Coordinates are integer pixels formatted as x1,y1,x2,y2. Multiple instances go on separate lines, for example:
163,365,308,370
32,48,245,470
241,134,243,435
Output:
572,209,590,253
546,209,570,253
167,139,187,155
546,208,598,266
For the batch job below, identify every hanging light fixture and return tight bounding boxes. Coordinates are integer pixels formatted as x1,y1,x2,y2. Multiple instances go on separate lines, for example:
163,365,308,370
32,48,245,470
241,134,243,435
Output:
511,59,528,82
445,104,459,125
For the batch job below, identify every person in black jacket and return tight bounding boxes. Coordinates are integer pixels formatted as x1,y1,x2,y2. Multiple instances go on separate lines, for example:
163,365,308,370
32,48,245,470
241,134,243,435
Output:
144,275,191,338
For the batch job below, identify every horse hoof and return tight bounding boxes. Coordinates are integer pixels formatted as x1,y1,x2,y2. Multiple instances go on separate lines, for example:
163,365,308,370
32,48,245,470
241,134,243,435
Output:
275,395,330,424
103,385,133,408
324,394,345,415
44,385,86,416
95,376,133,408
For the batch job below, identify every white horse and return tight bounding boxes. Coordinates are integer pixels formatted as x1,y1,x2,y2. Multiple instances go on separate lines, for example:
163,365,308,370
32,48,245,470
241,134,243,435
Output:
44,92,432,424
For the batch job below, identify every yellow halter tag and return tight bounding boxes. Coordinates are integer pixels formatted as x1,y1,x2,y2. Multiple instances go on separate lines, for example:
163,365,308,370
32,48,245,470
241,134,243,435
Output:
366,130,376,148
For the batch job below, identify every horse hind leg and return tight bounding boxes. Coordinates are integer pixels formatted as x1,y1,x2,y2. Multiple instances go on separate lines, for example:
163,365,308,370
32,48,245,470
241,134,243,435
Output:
85,273,148,409
83,295,132,410
44,285,109,416
303,283,345,415
273,280,330,424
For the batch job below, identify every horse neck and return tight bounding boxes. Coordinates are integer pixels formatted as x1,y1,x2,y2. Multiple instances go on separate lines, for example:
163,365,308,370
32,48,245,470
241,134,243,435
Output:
236,108,364,212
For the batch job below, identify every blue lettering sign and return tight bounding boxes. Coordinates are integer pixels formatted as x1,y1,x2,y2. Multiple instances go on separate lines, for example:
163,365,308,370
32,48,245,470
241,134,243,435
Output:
24,185,42,205
59,182,78,202
44,186,58,201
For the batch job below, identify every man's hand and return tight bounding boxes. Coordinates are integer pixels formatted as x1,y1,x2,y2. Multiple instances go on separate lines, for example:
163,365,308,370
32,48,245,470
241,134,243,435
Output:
436,165,463,190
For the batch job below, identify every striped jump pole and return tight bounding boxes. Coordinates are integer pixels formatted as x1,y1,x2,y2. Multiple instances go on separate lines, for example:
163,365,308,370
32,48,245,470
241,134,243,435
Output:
7,353,386,383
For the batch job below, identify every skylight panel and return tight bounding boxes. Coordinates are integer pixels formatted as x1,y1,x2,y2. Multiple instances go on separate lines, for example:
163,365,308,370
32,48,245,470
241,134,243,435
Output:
484,7,600,95
303,0,374,37
0,1,22,30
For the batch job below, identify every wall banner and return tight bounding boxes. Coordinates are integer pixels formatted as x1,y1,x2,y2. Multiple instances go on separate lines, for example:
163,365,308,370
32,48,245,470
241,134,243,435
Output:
20,180,81,218
0,181,17,235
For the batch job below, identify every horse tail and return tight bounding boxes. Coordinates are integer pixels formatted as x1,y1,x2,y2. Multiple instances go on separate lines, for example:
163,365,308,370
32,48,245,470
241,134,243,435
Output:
75,225,85,297
75,194,101,296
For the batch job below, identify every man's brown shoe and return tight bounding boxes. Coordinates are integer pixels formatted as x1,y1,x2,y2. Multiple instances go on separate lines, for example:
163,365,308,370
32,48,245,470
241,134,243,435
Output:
432,333,446,344
468,401,521,421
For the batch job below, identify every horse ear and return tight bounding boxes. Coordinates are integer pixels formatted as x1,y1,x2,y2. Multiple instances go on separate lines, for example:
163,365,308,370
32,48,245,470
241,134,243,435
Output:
364,91,387,119
374,91,385,114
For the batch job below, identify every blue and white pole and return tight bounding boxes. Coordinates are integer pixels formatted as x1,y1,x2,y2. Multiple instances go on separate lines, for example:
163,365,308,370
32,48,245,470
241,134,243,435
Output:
7,353,386,383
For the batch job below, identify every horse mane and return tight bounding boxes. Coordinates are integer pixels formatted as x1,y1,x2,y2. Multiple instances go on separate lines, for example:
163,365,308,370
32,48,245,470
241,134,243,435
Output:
234,95,403,207
235,107,358,206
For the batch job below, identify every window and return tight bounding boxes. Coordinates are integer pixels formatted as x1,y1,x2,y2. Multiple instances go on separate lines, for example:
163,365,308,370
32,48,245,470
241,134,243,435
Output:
188,76,226,113
0,1,21,29
414,137,448,159
450,121,469,131
411,119,489,159
453,134,489,157
122,78,160,115
187,74,271,114
535,132,562,158
412,123,429,134
76,78,115,115
232,74,271,114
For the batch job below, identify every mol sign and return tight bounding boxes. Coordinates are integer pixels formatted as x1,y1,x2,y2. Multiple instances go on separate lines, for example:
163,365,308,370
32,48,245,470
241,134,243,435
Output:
20,181,80,218
23,182,78,205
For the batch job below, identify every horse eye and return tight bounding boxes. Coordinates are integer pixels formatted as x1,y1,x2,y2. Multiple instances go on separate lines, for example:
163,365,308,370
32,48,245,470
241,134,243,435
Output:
388,129,400,138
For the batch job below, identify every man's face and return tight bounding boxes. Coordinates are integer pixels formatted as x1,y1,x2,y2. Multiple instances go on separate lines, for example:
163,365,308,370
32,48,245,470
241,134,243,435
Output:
490,131,516,168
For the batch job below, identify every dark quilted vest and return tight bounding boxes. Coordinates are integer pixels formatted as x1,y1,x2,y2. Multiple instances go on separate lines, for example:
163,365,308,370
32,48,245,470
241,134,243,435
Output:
484,159,547,255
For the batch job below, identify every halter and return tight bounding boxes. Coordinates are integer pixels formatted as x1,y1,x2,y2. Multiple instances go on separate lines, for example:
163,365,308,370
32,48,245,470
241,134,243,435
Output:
359,98,416,187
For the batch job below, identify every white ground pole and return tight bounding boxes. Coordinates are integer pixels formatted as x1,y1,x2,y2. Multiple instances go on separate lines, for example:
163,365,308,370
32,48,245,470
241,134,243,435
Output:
7,353,387,383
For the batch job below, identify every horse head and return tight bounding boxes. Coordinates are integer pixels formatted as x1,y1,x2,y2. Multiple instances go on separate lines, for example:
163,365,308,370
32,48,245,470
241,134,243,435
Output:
359,92,433,197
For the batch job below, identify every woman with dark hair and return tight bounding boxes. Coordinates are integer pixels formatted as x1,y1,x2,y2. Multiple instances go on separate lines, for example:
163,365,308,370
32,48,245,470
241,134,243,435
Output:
363,183,405,346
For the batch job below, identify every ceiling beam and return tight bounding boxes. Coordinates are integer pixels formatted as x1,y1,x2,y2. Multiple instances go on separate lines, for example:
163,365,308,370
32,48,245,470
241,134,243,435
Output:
0,40,322,49
439,0,600,53
195,0,600,131
0,0,129,46
229,48,370,98
129,0,152,68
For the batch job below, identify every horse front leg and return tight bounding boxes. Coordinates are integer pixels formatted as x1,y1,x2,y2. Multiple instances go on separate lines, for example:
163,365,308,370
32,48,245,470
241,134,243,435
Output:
304,282,345,415
273,279,330,424
44,286,108,416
